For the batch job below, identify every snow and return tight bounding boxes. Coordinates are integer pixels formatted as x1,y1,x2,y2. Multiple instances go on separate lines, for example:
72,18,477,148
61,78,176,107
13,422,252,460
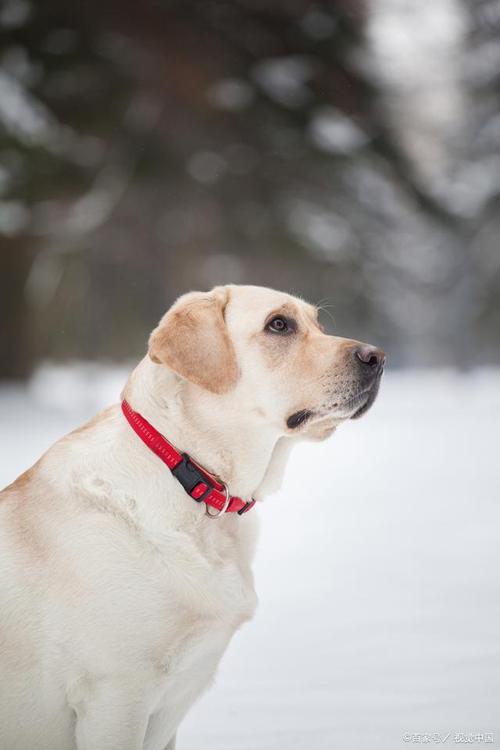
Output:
0,69,60,150
207,79,255,112
286,200,353,261
308,107,369,155
366,0,467,185
252,56,316,109
1,366,499,749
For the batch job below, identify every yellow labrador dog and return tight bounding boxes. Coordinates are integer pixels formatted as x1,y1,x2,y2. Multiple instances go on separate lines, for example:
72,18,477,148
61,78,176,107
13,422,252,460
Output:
0,285,384,750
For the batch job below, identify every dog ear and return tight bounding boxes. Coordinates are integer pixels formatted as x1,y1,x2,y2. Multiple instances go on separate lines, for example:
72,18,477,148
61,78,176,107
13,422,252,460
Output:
148,286,239,394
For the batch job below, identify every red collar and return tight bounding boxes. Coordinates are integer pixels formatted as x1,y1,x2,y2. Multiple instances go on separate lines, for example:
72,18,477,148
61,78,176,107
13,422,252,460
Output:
121,400,256,517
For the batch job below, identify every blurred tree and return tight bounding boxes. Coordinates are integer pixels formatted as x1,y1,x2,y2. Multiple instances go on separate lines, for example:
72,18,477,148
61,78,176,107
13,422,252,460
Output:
0,0,498,379
465,0,500,361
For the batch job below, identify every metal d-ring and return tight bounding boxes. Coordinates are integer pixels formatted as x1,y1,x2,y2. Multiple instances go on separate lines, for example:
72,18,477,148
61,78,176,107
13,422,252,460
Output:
205,482,231,518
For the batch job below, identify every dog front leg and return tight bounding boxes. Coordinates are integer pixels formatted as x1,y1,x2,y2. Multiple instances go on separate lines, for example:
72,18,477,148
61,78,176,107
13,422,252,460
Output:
164,733,176,750
73,681,150,750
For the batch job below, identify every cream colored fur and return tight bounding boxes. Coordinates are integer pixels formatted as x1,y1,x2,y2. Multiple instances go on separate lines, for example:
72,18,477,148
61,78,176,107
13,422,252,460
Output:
0,284,381,750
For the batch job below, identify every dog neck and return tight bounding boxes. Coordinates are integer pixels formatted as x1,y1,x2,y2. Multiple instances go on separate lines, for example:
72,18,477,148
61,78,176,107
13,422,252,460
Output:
122,356,287,501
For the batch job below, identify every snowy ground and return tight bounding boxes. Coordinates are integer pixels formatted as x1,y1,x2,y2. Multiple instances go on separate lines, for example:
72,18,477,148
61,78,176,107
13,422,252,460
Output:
1,365,500,750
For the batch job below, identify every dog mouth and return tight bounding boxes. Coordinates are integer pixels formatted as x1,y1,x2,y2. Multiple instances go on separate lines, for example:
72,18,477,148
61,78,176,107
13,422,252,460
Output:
286,374,382,430
286,409,314,430
349,378,381,420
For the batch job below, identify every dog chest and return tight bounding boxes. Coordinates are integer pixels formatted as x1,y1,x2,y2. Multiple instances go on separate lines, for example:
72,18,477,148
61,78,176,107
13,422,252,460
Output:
143,567,257,750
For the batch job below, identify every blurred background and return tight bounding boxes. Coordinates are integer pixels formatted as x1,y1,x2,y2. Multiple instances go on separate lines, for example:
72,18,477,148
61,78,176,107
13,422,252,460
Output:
1,0,500,378
1,2,500,749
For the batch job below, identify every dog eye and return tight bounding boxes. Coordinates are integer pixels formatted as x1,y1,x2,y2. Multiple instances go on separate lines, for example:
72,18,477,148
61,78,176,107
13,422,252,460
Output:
265,316,295,334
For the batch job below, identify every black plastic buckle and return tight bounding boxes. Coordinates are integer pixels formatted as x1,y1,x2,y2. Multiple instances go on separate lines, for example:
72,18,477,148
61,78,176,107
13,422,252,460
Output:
171,453,213,503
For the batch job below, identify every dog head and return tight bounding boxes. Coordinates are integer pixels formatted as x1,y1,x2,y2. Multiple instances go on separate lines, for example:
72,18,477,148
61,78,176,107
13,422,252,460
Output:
149,284,385,439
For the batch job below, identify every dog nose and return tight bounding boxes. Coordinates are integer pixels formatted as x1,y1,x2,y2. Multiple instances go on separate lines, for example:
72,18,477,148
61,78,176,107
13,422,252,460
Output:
355,345,385,371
